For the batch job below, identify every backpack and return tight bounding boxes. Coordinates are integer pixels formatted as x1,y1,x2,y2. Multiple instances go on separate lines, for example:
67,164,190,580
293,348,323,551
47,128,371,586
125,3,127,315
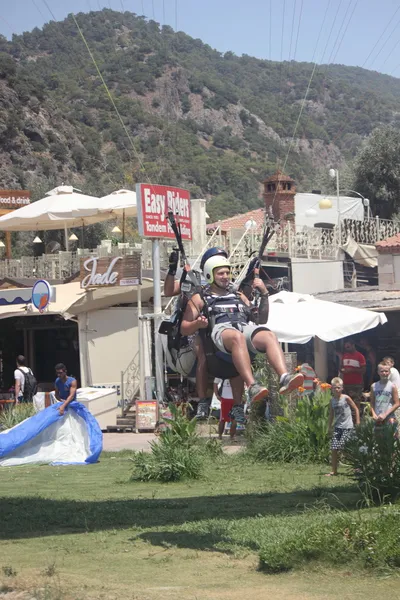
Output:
18,368,38,402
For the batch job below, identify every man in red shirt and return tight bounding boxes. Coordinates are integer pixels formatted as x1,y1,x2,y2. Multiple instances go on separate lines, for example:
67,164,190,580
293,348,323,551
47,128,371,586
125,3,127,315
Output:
338,339,366,410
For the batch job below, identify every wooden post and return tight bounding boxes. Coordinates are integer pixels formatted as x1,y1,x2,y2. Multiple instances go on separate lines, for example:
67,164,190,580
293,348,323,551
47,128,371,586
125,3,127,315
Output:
5,231,11,259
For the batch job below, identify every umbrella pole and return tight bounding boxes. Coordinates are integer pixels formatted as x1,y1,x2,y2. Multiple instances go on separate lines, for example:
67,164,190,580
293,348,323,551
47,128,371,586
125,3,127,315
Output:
64,224,69,251
81,223,84,249
122,209,126,243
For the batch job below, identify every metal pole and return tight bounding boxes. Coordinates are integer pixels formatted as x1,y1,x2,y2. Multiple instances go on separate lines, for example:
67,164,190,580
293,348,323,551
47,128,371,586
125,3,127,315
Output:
64,224,69,251
336,170,341,248
152,240,164,403
137,284,145,400
122,209,126,243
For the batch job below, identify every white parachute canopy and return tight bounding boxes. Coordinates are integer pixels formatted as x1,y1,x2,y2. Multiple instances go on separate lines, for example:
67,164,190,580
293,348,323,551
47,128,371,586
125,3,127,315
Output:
0,403,102,467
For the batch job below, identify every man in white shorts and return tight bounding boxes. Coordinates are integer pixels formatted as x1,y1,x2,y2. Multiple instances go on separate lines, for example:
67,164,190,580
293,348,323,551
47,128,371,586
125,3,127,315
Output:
181,252,304,414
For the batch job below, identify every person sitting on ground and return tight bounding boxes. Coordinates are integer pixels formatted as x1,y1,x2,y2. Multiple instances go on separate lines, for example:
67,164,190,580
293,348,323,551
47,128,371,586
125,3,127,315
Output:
214,376,244,442
54,363,77,416
14,355,36,404
370,362,400,433
180,252,304,420
326,377,359,477
337,338,366,411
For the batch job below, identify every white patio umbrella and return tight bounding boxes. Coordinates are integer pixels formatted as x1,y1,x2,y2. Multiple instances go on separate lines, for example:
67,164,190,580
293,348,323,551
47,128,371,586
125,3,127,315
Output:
268,291,387,344
0,186,113,249
98,189,137,242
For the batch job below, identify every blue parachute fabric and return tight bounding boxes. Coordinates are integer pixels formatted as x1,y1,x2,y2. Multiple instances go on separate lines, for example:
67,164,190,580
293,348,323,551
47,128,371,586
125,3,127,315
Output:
0,401,102,465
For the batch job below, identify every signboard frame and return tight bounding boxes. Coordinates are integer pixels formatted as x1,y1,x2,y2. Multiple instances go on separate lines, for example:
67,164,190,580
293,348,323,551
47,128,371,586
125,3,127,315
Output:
135,399,158,432
136,183,192,240
80,255,142,289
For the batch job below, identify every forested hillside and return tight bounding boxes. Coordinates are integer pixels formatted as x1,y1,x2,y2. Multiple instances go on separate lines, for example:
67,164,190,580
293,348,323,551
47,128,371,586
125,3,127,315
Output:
1,9,400,221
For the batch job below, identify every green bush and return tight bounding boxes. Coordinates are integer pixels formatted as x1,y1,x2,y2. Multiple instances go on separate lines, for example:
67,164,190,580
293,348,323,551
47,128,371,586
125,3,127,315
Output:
0,403,35,430
131,443,204,482
246,390,330,463
131,404,205,482
259,506,400,573
343,420,400,503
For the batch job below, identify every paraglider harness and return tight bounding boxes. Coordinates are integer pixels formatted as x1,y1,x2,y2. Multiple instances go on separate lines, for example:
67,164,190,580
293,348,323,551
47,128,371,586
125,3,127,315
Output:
158,212,201,372
198,210,280,379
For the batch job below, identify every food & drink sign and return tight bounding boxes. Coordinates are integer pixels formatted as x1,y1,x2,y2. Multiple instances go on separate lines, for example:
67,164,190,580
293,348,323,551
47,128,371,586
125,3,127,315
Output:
136,184,192,239
80,255,142,289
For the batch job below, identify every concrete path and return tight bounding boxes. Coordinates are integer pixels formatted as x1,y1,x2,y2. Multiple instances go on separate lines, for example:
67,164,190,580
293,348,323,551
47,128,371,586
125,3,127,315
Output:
102,432,244,453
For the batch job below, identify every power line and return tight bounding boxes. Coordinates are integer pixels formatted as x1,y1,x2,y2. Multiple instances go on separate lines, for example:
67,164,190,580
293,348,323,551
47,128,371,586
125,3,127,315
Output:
31,0,47,22
175,0,178,30
329,0,358,65
362,5,400,68
288,0,297,61
368,12,400,69
269,0,272,60
293,0,303,61
163,0,166,25
71,13,151,178
271,0,331,207
152,0,155,19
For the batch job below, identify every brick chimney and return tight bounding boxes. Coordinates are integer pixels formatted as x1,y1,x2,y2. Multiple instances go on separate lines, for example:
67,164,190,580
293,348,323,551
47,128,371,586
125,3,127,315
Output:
263,170,296,223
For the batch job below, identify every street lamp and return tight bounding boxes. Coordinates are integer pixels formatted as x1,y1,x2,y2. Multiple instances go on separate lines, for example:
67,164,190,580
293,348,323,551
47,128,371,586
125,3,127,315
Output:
329,168,341,245
340,189,371,218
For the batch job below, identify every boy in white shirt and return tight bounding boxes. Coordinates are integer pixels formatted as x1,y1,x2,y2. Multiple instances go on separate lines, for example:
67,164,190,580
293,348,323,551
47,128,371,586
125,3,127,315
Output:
214,377,243,441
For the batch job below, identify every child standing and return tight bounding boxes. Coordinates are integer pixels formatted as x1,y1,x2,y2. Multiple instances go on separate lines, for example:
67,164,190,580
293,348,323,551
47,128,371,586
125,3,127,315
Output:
370,362,400,431
327,377,360,476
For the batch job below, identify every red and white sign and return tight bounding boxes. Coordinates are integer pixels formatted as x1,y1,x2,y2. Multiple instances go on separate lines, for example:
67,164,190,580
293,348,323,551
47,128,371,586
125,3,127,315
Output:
136,184,192,240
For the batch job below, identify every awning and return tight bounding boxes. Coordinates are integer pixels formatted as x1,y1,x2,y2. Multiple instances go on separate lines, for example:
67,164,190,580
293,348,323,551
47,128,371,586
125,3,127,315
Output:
268,290,387,344
62,278,154,318
342,237,378,268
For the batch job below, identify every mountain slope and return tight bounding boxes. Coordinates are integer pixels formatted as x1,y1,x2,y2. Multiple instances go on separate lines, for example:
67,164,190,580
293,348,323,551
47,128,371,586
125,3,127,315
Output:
0,9,400,221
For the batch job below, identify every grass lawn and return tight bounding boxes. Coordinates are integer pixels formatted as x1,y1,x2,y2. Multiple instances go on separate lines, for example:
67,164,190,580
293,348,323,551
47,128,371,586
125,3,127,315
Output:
0,451,399,599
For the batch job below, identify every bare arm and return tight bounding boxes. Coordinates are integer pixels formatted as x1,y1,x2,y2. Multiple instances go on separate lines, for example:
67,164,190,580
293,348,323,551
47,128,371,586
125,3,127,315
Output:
58,379,77,415
163,275,180,297
381,385,400,420
14,379,21,402
328,405,334,431
369,385,377,419
181,294,208,336
345,395,360,426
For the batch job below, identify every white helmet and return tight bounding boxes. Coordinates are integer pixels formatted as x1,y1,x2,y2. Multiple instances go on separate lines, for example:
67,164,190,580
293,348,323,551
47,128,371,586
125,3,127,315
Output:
203,255,231,284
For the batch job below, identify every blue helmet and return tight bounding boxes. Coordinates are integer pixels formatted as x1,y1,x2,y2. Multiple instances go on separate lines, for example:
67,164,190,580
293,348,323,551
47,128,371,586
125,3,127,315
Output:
200,247,228,272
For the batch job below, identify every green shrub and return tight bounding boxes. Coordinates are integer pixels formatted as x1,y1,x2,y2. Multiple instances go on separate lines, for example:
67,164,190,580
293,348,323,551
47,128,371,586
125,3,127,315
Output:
131,404,205,482
246,390,330,463
343,420,400,503
259,506,400,573
0,403,35,430
131,442,204,482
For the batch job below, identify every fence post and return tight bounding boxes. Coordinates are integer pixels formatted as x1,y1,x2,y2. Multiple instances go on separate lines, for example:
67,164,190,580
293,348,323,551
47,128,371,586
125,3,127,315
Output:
375,215,380,242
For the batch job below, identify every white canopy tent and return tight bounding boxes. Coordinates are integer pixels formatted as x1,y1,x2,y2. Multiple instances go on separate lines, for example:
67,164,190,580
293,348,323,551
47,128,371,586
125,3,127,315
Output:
0,186,114,250
268,291,387,344
98,189,137,242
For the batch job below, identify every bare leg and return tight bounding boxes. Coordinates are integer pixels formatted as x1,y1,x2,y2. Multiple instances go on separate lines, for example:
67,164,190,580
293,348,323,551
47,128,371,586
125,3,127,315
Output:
194,336,208,398
252,330,287,377
230,375,244,406
218,420,225,439
331,450,339,475
220,329,255,388
230,419,237,439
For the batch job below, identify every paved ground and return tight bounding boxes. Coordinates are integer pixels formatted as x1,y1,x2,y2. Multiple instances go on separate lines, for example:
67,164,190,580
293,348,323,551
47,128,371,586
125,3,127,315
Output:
102,432,244,453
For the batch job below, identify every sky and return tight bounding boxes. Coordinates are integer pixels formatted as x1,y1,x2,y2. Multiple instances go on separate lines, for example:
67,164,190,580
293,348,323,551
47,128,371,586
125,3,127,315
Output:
1,0,400,77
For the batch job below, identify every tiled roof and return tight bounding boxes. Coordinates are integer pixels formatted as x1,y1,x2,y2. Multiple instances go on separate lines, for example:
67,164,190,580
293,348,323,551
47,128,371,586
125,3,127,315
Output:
206,208,265,232
263,170,295,183
376,233,400,254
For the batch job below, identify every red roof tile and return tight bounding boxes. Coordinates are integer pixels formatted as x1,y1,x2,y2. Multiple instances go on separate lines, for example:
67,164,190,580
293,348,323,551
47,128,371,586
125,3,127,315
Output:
376,233,400,254
263,170,295,184
207,208,265,233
